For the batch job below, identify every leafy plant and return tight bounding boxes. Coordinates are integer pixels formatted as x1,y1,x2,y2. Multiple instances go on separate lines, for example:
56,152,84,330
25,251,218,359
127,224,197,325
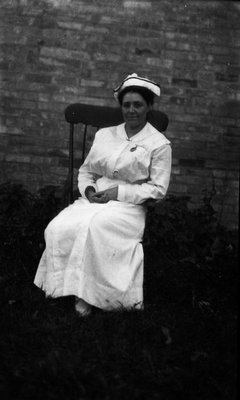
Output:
0,182,62,281
143,192,237,312
144,193,230,262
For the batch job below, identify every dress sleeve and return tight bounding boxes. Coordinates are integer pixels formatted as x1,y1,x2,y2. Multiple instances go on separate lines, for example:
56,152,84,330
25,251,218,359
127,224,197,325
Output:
117,143,172,204
77,134,102,198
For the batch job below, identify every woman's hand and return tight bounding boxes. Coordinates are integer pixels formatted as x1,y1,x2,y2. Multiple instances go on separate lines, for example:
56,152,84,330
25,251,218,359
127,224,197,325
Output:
85,186,97,203
90,187,118,203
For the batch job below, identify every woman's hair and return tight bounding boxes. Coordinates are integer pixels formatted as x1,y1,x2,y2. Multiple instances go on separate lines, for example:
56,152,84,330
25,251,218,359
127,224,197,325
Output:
118,86,155,106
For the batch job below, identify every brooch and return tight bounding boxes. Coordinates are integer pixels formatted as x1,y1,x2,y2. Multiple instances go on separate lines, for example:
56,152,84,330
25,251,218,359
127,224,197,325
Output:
130,145,137,152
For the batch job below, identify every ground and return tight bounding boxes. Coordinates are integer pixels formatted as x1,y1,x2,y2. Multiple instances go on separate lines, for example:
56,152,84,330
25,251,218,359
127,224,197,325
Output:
0,183,238,399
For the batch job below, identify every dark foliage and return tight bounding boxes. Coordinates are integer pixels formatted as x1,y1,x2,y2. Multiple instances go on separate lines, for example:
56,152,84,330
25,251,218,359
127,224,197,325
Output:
143,193,238,314
0,182,61,280
0,182,238,400
144,193,229,262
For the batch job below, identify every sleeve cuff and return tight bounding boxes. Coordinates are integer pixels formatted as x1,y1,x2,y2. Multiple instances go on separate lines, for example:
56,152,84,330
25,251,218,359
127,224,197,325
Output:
117,184,126,202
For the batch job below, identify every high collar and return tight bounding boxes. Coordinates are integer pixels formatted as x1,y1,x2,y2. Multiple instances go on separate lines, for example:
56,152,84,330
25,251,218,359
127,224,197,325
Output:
116,122,155,143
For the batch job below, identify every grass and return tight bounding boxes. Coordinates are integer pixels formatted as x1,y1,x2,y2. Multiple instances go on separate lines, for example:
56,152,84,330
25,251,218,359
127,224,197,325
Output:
0,252,237,399
0,183,238,399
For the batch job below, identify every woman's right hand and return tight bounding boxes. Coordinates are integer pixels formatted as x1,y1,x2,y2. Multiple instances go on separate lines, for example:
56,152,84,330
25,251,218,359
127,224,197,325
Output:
85,186,97,203
85,186,118,203
91,187,118,203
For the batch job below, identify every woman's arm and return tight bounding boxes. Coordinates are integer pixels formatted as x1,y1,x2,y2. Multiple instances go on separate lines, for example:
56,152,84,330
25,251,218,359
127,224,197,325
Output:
77,155,102,198
117,144,172,204
77,131,102,198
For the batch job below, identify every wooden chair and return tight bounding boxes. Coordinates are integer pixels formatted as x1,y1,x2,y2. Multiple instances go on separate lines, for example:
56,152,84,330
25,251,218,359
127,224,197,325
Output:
64,102,169,205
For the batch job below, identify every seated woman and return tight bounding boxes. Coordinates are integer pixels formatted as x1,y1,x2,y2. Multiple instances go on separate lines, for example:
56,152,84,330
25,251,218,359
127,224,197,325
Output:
34,73,172,316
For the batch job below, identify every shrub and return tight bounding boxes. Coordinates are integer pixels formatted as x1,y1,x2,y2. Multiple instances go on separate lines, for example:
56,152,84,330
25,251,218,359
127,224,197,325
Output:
144,193,231,263
0,182,62,281
143,193,237,312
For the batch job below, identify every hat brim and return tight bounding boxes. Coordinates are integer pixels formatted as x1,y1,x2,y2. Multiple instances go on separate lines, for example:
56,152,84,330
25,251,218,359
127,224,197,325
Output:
114,76,160,100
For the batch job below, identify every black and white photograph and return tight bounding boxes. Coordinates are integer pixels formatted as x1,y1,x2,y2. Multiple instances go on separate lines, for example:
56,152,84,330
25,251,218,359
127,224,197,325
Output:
0,1,238,399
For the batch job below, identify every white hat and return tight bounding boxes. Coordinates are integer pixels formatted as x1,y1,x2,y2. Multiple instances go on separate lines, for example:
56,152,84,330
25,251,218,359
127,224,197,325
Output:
114,73,161,100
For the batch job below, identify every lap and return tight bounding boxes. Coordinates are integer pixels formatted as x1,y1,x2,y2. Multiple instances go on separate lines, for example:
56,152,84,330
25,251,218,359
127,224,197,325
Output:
46,198,146,239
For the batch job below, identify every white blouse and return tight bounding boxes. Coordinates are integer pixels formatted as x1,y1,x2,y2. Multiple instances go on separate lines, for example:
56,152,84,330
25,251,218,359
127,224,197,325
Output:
78,122,172,205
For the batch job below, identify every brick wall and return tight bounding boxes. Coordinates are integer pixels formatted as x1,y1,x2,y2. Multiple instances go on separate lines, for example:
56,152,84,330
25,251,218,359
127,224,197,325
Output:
0,0,239,229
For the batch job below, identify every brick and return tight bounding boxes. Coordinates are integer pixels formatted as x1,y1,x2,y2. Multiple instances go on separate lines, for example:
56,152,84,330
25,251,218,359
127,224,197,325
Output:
57,21,83,31
172,78,198,88
5,154,31,163
0,125,8,134
212,170,227,178
123,1,152,9
175,175,202,185
146,58,173,68
215,72,239,83
170,96,186,105
179,159,205,168
80,79,104,88
168,183,188,194
40,46,90,61
171,166,181,175
30,155,58,165
25,74,52,84
7,127,23,135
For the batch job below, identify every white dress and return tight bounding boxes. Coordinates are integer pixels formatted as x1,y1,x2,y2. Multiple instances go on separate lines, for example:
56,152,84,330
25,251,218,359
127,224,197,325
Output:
34,122,171,310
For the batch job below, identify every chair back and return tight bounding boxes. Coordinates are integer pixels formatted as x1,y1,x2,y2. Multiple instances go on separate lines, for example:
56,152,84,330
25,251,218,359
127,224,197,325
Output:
64,103,169,203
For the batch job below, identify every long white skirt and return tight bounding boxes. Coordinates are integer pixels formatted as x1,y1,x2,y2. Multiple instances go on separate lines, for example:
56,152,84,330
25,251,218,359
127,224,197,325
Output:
34,198,146,310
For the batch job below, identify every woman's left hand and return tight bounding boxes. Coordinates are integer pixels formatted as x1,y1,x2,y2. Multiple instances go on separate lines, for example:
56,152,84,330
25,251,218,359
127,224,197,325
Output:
90,187,118,203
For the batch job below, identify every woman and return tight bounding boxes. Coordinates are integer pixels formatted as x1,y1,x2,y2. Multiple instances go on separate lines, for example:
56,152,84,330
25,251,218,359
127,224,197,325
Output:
34,73,172,316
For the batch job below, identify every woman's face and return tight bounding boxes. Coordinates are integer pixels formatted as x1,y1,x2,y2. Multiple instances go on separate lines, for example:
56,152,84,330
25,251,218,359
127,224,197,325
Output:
121,91,151,132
